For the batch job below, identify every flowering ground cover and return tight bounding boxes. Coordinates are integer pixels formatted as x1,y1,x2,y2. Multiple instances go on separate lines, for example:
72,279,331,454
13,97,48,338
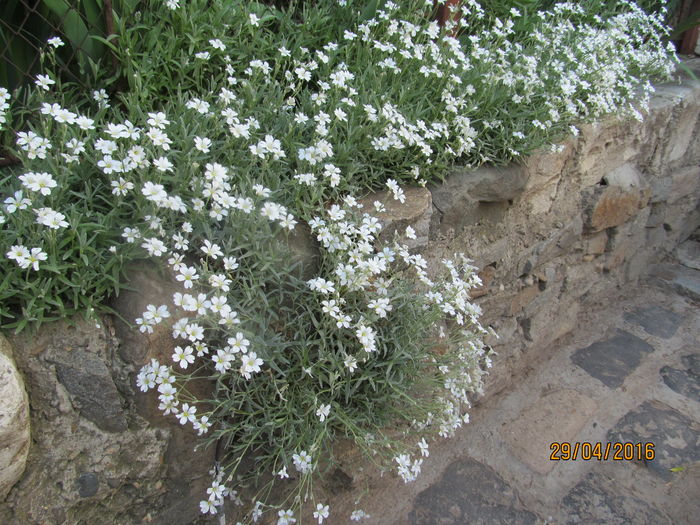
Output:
0,0,678,522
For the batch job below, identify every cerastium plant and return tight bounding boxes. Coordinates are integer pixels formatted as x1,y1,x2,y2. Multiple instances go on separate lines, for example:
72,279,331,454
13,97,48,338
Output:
0,0,677,522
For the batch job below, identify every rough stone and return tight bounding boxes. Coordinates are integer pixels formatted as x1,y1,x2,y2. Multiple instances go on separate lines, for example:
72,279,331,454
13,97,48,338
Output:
0,335,30,500
409,458,540,524
571,330,655,389
650,263,700,302
603,163,644,190
560,472,671,525
607,401,700,481
509,285,539,316
651,166,700,204
360,186,433,249
660,354,700,402
585,230,609,256
504,389,597,475
3,318,171,524
623,305,682,339
433,164,528,206
278,221,320,280
77,472,99,498
110,261,185,366
44,348,127,433
676,240,700,270
583,186,645,233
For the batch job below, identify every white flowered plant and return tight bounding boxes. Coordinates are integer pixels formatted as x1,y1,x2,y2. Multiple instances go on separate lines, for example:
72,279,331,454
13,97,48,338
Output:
0,0,678,521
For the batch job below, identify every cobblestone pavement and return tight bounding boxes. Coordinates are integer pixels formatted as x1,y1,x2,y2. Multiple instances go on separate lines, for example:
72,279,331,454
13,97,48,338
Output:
399,257,700,525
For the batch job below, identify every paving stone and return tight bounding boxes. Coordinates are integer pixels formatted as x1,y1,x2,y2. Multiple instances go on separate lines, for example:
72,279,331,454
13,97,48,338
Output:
408,458,539,525
504,389,597,475
607,400,700,481
660,354,700,402
650,264,700,302
571,330,655,388
623,305,682,339
559,472,671,524
676,240,700,270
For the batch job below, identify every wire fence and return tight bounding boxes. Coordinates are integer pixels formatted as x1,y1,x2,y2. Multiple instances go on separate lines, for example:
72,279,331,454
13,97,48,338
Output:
0,0,118,92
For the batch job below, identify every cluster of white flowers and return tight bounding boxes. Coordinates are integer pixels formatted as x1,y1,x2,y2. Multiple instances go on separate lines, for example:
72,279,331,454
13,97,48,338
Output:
0,88,9,131
1,3,678,522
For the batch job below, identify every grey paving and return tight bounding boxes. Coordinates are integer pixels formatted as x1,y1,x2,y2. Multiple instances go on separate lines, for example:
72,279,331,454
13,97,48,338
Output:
559,472,672,525
623,305,683,338
661,354,700,402
607,400,700,481
398,268,700,525
409,458,539,525
570,330,655,388
651,263,700,301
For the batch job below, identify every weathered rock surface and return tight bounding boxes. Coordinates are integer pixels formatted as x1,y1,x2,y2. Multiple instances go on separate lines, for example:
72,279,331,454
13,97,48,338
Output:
0,336,30,500
583,185,647,233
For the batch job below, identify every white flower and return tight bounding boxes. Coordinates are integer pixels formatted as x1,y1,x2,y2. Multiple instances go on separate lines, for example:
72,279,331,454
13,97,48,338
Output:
277,509,296,525
35,207,68,229
19,172,57,196
172,346,195,369
4,191,31,213
223,256,239,271
316,403,331,422
350,510,370,521
277,466,289,479
177,403,197,425
240,352,263,379
227,332,250,353
292,450,312,473
418,438,429,457
199,499,217,515
47,37,64,48
35,74,55,90
249,13,260,26
344,355,358,372
194,136,212,153
201,240,223,259
313,504,329,524
153,156,174,172
176,265,199,288
24,247,47,271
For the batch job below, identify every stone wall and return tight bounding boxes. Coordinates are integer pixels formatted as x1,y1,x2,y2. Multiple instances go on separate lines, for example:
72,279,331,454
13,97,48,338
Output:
1,60,699,523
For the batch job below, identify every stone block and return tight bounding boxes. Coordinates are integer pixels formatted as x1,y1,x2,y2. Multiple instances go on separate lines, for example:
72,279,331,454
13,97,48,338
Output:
44,348,127,433
571,330,655,389
660,354,700,403
508,285,539,316
504,389,597,475
110,261,185,367
676,240,700,270
526,175,560,215
359,186,432,250
583,186,645,233
560,472,671,525
409,458,539,524
607,400,700,481
277,221,320,280
433,164,527,206
585,231,608,256
623,305,682,339
521,296,579,346
0,336,30,500
578,119,639,187
650,263,700,302
603,163,643,190
651,166,700,204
